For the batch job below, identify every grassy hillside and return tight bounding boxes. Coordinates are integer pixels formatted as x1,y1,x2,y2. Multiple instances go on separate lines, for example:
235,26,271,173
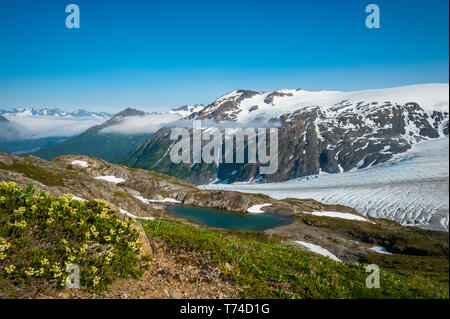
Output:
142,219,449,299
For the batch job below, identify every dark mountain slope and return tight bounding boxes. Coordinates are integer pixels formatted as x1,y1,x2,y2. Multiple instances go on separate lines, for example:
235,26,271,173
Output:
30,108,151,162
119,86,449,184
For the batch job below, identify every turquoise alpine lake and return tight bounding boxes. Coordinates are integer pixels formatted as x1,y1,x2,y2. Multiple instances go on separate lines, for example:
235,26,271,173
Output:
166,205,293,231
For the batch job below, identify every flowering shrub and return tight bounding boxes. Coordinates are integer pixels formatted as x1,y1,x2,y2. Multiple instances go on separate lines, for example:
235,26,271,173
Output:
0,182,150,296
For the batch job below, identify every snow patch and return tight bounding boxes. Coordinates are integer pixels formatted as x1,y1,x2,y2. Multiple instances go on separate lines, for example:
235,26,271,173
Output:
370,246,392,255
71,160,89,168
119,208,155,220
304,211,370,222
149,198,181,203
71,195,86,201
135,195,181,204
294,240,341,262
247,203,272,214
94,176,125,184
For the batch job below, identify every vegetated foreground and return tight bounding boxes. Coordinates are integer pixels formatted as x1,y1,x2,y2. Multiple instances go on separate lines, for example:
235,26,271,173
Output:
140,220,449,299
0,153,448,299
0,182,150,298
0,182,448,299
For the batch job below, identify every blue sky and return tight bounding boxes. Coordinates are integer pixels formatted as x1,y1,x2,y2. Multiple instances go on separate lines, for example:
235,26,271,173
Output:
0,0,448,112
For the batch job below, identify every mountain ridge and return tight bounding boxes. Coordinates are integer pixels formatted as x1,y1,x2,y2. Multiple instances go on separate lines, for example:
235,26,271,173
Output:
119,84,449,185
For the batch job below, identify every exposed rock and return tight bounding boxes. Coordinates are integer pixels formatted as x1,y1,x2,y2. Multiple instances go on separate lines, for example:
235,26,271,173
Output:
134,221,153,256
264,91,294,104
1,152,356,217
119,96,448,185
249,105,259,112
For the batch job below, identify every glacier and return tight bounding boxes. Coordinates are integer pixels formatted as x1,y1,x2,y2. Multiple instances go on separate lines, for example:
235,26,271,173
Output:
200,137,449,231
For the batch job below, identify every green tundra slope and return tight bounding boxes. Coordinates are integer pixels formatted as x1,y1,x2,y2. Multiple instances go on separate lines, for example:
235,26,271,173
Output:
30,108,151,162
31,128,149,162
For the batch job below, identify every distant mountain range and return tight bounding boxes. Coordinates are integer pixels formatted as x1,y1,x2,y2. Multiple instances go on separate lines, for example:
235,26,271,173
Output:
28,108,151,162
0,108,114,154
0,107,112,119
29,106,206,162
0,106,207,156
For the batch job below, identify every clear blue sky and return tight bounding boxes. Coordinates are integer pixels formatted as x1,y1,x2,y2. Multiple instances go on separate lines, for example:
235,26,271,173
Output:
0,0,448,112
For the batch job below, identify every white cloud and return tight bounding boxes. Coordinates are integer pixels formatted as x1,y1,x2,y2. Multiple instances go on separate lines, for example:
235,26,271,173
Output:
99,113,182,135
101,115,282,136
0,110,280,142
0,122,30,142
1,115,105,141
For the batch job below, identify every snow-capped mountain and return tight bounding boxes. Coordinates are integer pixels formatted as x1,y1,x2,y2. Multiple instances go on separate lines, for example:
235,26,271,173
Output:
0,107,113,119
169,104,205,118
119,83,449,185
194,84,448,122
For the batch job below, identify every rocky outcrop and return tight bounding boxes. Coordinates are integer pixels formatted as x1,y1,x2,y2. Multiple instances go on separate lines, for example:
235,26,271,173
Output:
190,90,259,121
0,153,192,219
264,91,293,104
182,190,255,212
1,152,355,218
